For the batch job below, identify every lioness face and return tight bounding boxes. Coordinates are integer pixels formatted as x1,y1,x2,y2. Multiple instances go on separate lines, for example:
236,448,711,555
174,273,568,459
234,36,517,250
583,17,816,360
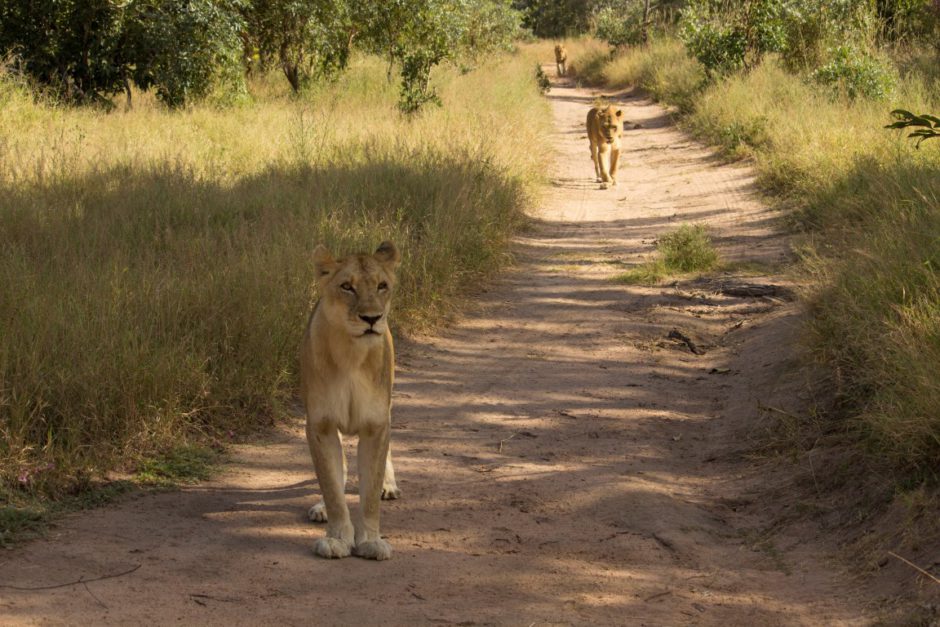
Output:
313,241,401,340
598,106,624,142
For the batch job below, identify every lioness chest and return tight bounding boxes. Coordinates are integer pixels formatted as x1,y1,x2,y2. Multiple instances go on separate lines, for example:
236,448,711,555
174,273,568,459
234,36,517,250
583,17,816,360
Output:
313,368,389,434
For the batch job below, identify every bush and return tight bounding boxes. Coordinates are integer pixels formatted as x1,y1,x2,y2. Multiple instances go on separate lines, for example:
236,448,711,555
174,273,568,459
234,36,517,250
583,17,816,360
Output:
593,3,647,48
812,44,896,100
679,0,786,76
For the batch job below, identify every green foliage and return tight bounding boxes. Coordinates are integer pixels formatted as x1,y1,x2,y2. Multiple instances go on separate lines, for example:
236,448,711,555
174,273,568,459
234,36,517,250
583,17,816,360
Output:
0,0,129,104
680,0,786,75
812,44,896,100
459,1,524,61
777,0,871,72
135,445,220,486
516,0,595,38
535,63,551,94
593,2,648,48
886,109,940,146
241,0,353,93
126,0,246,107
658,223,720,272
873,0,940,42
0,0,245,107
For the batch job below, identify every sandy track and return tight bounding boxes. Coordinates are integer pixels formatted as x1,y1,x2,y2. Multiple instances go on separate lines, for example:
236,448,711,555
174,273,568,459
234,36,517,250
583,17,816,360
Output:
0,72,872,625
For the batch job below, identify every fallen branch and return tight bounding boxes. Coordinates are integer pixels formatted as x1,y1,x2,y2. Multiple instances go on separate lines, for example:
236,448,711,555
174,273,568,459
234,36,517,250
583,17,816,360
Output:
887,551,940,586
0,563,141,591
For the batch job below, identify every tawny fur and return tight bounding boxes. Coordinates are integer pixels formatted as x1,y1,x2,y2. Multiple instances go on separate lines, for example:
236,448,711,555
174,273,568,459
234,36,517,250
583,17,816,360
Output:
554,44,568,77
300,241,402,560
586,105,624,189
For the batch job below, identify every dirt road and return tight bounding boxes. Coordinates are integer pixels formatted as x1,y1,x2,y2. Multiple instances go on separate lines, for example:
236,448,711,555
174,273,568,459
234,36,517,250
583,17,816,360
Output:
0,72,872,625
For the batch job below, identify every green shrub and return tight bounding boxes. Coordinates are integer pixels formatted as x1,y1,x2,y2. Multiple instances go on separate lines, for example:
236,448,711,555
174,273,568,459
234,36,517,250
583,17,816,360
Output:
812,44,897,100
616,223,720,283
679,0,786,76
593,3,647,48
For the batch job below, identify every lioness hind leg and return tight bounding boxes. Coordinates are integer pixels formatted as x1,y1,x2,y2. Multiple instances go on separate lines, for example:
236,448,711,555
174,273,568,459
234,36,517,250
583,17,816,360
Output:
353,427,393,560
308,424,354,558
381,450,401,500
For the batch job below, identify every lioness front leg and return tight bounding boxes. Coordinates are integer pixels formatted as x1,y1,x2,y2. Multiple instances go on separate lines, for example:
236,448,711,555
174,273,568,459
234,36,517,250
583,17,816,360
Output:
308,436,347,522
609,147,620,187
308,423,354,558
599,147,612,189
590,143,603,183
310,448,398,521
353,425,392,560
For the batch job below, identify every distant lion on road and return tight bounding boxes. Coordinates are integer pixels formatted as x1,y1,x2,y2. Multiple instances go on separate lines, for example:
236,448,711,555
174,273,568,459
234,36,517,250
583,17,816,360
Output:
554,44,568,77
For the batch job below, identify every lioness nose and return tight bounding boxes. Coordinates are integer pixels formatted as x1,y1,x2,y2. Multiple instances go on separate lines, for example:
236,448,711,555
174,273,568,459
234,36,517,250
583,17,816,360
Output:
359,314,382,326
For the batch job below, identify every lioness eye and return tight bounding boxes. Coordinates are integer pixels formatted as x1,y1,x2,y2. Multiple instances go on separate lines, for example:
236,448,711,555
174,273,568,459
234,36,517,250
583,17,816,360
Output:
378,281,388,291
340,282,355,292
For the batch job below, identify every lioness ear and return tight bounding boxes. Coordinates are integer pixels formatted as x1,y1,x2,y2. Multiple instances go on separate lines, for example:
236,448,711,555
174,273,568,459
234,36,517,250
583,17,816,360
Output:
313,244,337,279
374,240,401,269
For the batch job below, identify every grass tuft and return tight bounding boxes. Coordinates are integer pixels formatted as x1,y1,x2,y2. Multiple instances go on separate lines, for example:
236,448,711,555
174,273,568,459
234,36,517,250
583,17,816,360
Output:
615,224,720,285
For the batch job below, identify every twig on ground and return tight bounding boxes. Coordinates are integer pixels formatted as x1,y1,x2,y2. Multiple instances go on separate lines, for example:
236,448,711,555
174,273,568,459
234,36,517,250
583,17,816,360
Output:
887,551,940,585
498,433,517,453
644,589,672,602
0,564,141,591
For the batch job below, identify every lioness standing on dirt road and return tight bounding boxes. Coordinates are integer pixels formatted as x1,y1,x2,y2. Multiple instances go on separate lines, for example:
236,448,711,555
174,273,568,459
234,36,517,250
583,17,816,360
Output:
300,241,403,561
586,104,624,189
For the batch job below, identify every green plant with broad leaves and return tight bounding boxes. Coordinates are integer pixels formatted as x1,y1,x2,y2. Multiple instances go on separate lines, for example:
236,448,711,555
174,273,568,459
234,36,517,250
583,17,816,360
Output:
886,110,940,147
811,43,896,100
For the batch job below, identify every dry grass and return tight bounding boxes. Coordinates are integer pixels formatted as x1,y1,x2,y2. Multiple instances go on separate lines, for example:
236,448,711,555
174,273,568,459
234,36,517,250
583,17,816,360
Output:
0,52,551,498
574,37,940,479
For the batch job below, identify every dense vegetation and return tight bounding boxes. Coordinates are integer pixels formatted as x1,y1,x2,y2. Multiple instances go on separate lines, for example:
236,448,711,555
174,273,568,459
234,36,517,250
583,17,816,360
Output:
568,0,940,483
0,0,522,111
0,44,549,501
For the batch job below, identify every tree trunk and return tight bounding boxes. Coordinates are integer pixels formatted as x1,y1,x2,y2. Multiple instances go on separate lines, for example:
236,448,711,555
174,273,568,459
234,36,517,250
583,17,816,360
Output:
642,0,652,45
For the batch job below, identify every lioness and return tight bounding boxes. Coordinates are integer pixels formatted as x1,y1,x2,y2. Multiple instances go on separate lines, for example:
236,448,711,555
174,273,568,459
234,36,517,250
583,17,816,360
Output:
301,241,402,560
554,44,568,77
587,104,624,189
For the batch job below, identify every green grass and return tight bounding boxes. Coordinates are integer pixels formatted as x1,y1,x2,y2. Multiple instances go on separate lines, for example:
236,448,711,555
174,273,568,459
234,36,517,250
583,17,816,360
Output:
581,36,940,480
134,444,221,486
615,224,720,285
0,51,551,500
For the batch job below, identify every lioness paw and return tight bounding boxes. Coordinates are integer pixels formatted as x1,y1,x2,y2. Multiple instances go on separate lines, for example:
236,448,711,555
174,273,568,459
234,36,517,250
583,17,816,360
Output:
308,501,327,522
314,537,352,559
353,539,392,561
381,486,401,500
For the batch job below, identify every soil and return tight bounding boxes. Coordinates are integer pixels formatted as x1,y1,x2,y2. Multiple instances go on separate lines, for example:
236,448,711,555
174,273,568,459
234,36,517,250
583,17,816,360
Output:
0,69,883,625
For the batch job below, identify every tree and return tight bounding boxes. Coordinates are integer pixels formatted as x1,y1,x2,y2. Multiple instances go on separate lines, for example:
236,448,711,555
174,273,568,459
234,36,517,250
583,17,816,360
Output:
125,0,245,107
0,0,128,104
0,0,245,107
513,0,596,38
241,0,353,93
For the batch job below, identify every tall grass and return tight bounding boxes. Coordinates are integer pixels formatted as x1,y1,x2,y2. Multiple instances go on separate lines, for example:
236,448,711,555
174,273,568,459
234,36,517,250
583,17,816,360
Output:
0,52,551,497
576,37,940,479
